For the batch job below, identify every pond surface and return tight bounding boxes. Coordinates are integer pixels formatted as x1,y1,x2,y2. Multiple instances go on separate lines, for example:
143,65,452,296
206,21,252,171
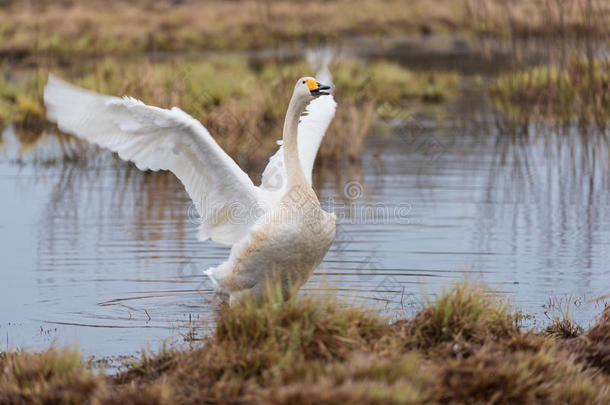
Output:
1,62,609,364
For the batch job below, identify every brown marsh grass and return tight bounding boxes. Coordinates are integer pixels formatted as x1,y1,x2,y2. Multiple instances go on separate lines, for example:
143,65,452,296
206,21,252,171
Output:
490,57,610,132
0,56,460,166
1,282,609,404
0,0,607,59
464,0,609,38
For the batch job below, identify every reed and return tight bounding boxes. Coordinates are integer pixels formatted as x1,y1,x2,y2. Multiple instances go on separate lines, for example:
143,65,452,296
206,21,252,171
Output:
490,57,610,131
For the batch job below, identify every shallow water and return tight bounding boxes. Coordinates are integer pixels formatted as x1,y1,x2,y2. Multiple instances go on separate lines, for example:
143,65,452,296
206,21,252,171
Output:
1,51,609,362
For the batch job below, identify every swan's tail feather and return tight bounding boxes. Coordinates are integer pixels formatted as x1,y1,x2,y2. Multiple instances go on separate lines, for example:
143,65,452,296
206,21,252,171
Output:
205,265,233,300
204,267,219,289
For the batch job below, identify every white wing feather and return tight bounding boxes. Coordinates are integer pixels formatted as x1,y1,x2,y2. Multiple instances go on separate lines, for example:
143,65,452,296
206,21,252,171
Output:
44,74,266,245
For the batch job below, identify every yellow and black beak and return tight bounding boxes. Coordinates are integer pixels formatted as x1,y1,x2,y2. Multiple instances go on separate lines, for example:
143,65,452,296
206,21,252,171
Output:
306,79,331,96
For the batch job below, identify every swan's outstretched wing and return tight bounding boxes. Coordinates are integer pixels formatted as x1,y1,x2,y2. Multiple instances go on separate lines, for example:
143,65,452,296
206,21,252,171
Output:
260,93,337,191
44,75,265,245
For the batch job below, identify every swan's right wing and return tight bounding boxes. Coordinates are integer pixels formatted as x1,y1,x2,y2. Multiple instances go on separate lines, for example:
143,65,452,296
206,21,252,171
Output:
44,75,266,245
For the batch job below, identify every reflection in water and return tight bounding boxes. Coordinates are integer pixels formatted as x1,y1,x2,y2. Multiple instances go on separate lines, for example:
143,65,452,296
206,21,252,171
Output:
1,76,609,361
450,90,609,278
499,125,608,292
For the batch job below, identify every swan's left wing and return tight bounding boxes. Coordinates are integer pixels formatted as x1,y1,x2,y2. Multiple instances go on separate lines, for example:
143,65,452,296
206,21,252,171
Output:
44,75,266,245
261,94,337,191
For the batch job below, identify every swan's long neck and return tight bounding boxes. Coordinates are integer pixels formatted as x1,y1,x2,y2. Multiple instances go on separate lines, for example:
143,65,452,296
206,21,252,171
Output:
282,92,314,198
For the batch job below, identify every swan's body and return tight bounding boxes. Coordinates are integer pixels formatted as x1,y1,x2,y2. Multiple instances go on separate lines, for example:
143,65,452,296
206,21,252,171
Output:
206,82,336,302
207,197,336,302
44,73,337,303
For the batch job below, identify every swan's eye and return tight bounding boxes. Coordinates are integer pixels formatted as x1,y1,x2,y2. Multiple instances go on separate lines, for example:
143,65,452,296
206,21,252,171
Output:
302,80,306,84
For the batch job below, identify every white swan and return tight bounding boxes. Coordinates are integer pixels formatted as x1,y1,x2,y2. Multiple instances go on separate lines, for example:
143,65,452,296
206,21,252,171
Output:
43,72,337,303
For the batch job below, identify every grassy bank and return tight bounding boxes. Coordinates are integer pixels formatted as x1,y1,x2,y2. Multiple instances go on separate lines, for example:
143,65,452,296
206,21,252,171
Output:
1,282,609,404
0,0,607,60
0,56,460,165
490,57,610,130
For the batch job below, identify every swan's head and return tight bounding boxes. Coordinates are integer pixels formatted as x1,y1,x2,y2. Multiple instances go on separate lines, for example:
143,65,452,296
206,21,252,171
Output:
295,77,331,99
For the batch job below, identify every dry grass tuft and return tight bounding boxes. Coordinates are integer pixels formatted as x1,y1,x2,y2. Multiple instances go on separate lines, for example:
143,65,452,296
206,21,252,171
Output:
256,353,430,405
0,347,104,404
433,344,610,404
214,285,388,362
563,305,610,374
544,312,584,339
2,282,610,404
398,281,518,354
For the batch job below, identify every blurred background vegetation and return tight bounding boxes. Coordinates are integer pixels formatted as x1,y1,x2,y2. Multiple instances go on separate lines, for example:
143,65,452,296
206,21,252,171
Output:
1,0,607,56
0,0,608,166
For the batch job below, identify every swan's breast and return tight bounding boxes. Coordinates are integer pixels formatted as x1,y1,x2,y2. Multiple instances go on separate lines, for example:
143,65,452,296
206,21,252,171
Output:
224,203,336,291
